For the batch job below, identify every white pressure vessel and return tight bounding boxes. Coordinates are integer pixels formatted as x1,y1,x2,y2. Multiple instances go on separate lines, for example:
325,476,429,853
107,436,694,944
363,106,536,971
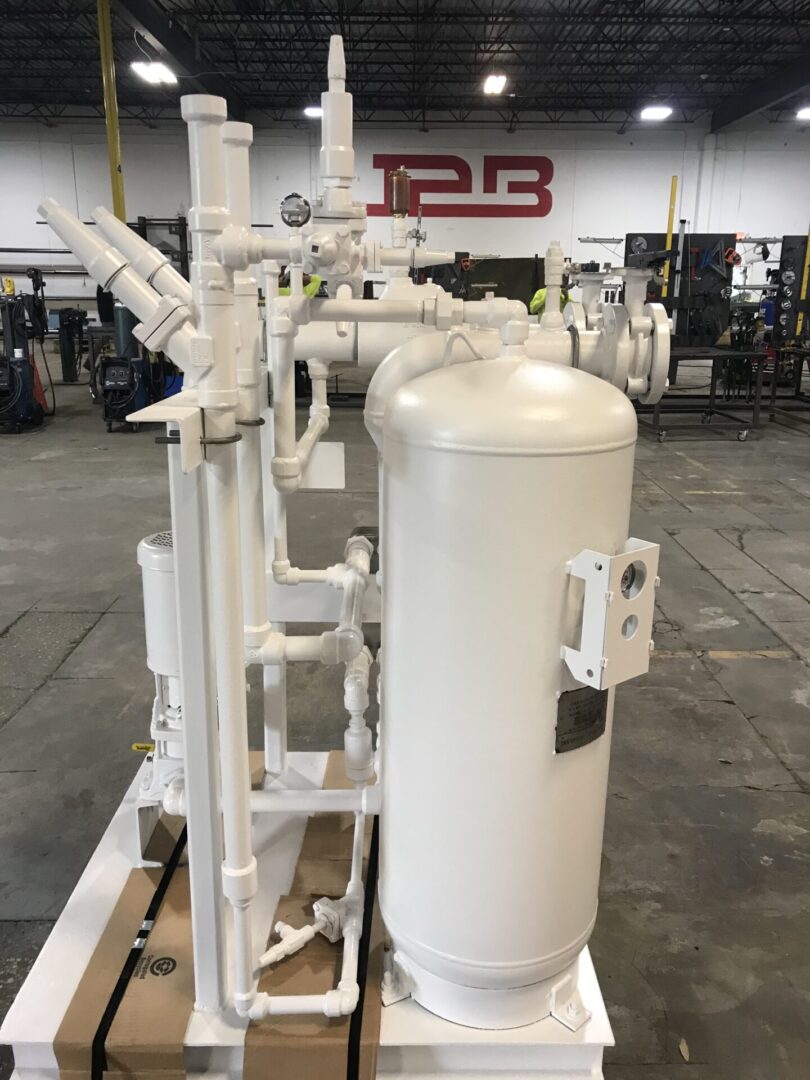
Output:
379,355,637,1028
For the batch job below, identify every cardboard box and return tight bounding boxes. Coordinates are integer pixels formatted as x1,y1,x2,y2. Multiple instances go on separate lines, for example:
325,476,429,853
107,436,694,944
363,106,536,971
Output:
54,751,381,1079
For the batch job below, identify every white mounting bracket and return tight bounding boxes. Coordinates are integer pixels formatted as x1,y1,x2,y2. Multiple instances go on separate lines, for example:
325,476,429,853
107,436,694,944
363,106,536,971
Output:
128,389,203,473
381,950,413,1007
562,537,660,690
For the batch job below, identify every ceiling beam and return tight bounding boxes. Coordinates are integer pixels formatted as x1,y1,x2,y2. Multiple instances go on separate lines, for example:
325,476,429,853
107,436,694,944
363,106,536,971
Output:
113,0,246,120
710,49,810,132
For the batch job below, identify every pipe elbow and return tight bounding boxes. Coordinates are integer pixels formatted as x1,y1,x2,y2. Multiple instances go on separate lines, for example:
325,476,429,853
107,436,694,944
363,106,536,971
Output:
245,992,266,1020
162,777,186,817
332,626,365,664
324,983,359,1017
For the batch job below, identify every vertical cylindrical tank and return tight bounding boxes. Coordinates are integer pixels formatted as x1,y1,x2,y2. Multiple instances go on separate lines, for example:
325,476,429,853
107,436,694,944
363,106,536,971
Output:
379,355,637,1028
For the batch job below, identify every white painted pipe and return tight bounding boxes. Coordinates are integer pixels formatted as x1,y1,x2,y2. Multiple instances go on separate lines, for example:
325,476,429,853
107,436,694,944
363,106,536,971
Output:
37,198,195,371
182,93,257,1020
268,309,299,494
344,647,374,782
296,412,329,470
248,803,368,1019
92,205,193,304
307,297,426,324
364,327,503,450
262,649,287,776
223,121,272,658
250,784,380,814
377,246,456,269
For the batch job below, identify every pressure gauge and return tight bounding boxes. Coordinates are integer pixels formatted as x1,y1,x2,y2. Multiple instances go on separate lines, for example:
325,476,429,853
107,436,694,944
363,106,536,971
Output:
630,235,647,255
783,285,794,298
782,268,796,284
781,299,792,310
779,313,788,325
280,192,312,228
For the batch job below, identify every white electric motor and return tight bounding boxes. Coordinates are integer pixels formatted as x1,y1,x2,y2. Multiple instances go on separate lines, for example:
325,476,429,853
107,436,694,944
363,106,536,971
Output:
379,355,638,1029
137,530,179,679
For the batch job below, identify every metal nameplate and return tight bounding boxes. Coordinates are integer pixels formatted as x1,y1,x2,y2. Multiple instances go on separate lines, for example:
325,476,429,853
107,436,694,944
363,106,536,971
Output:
555,686,608,753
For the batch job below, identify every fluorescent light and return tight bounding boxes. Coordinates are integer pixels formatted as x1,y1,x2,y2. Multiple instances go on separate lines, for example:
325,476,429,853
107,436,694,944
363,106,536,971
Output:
483,74,507,95
304,105,323,118
640,104,673,120
797,106,810,120
131,60,177,85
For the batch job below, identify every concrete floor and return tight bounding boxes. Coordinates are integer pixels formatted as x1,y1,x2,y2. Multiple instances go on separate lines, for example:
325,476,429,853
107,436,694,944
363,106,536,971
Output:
2,379,810,1079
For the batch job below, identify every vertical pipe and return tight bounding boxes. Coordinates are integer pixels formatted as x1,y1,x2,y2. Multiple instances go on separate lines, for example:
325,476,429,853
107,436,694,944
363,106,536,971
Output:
223,122,269,644
182,94,257,1016
263,656,287,774
96,0,126,222
167,437,227,1012
660,175,678,300
269,318,298,493
261,260,288,773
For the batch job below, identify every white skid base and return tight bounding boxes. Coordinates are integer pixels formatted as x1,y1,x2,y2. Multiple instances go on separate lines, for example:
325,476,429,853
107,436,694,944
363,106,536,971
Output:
2,750,613,1079
378,949,613,1079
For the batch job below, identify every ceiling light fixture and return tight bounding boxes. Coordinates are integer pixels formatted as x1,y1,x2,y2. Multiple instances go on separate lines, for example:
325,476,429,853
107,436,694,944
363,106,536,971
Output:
797,106,810,120
304,105,324,118
131,60,177,85
483,74,507,95
640,104,673,121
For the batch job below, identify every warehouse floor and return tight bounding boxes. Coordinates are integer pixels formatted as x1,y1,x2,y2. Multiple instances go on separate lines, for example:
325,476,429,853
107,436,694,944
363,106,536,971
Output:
1,379,810,1080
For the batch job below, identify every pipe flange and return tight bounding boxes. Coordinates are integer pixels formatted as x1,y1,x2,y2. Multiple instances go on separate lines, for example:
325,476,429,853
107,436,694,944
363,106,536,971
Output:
638,303,670,405
600,304,631,391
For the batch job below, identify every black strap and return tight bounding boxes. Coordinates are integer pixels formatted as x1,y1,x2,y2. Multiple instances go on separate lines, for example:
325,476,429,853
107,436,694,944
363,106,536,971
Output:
346,816,380,1080
91,825,188,1080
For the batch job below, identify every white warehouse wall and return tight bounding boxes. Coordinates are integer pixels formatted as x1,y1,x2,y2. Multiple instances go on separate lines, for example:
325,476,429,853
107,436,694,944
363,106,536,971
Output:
0,117,808,298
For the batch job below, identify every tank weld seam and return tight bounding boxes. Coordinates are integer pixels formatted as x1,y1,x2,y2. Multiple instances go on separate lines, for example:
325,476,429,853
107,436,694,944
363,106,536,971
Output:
381,909,596,973
382,437,637,457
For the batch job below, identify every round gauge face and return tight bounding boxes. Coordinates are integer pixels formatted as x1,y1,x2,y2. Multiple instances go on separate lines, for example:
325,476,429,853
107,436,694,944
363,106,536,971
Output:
783,286,794,298
631,236,647,255
280,192,312,228
782,265,796,281
779,314,788,325
782,299,792,310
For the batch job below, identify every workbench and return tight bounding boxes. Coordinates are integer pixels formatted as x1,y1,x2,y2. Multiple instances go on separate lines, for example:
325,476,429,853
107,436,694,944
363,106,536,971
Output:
636,346,768,441
768,345,810,426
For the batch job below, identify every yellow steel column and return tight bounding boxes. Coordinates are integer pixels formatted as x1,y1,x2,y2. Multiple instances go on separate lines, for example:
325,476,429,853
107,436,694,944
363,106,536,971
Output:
660,174,678,299
796,224,810,338
97,0,126,221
